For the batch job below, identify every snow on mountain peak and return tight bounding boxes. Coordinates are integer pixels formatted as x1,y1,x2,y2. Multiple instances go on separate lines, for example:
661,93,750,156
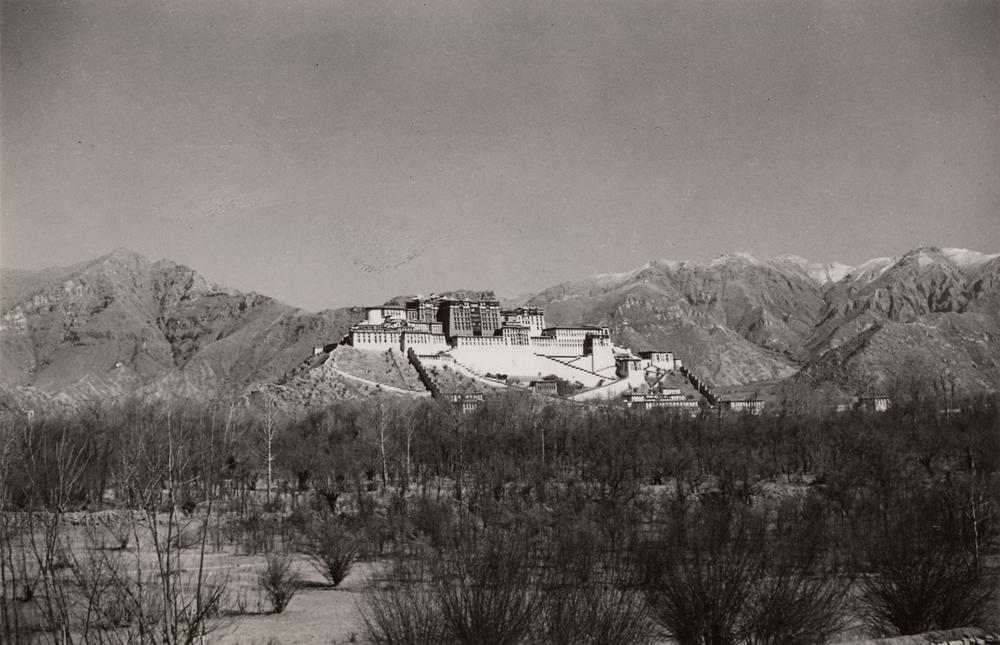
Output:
940,247,1000,268
844,256,896,283
893,246,999,270
770,254,851,285
709,252,761,266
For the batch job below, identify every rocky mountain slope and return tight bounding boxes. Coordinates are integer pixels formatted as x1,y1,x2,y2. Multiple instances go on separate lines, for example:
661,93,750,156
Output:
525,247,999,392
0,249,362,407
241,347,428,414
526,254,833,386
794,247,1000,393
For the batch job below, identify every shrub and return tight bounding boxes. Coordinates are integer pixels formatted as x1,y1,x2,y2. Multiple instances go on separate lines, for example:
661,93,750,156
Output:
285,506,315,536
363,560,446,645
409,496,455,550
232,583,266,615
857,514,997,636
540,525,653,645
641,505,847,645
258,555,300,614
306,521,358,587
541,583,653,645
363,529,543,645
433,530,542,645
241,511,278,555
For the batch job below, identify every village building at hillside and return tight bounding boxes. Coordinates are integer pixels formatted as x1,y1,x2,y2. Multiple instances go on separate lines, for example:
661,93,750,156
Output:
623,388,700,413
718,394,766,415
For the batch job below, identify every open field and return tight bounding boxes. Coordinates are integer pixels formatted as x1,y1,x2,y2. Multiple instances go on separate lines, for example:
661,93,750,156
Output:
0,510,375,644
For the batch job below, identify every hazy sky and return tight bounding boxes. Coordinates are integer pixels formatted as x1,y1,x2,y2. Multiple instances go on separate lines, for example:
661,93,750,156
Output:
2,0,998,310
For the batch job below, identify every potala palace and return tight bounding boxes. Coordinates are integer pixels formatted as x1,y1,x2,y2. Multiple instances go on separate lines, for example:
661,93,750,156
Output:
336,295,702,410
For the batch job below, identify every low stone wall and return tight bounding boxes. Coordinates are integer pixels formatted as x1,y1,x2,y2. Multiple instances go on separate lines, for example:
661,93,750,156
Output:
570,378,634,402
408,348,441,398
530,354,606,388
1,509,147,529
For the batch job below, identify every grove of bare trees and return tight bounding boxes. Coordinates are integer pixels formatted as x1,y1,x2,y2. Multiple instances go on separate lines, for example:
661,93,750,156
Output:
1,385,996,643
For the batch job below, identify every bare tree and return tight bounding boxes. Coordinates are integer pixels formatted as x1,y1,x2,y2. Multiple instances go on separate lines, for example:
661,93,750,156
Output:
107,402,233,644
374,399,393,490
247,390,285,507
0,414,18,642
402,406,417,491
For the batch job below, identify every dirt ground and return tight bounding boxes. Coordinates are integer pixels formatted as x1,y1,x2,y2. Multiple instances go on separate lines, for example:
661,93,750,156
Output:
2,515,379,645
209,558,377,645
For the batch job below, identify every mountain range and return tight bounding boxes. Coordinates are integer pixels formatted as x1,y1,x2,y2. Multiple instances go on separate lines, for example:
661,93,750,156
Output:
1,245,997,411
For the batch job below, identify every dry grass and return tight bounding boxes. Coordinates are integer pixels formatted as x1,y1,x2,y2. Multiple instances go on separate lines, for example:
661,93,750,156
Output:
328,348,423,391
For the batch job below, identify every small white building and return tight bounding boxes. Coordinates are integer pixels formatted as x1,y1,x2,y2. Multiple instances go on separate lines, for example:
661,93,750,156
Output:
638,350,679,371
719,396,765,415
857,395,891,413
364,306,407,325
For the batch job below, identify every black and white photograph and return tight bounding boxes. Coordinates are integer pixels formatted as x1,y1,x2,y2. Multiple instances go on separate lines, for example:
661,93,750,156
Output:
1,1,998,643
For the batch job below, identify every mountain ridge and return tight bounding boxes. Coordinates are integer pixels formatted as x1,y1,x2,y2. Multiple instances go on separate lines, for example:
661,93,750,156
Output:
525,246,999,390
0,248,363,407
1,245,996,409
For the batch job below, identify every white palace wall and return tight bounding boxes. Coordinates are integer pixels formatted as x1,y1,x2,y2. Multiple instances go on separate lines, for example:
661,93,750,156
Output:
350,329,402,352
447,343,612,387
529,355,607,387
347,309,633,392
401,331,449,354
450,340,536,376
531,336,585,356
